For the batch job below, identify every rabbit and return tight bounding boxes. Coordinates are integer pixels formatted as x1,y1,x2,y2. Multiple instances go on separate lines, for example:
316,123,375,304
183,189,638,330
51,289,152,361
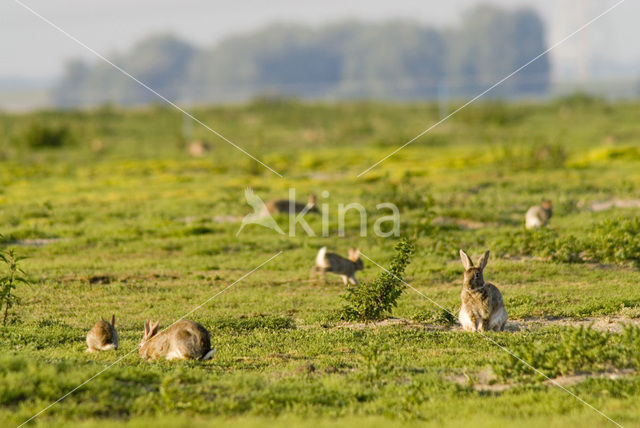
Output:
458,250,508,332
262,194,318,216
86,315,118,352
138,319,215,361
310,247,363,286
525,199,552,229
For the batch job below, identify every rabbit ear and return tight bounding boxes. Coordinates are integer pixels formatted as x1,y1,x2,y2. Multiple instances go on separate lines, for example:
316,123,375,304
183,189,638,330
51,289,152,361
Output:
144,321,149,336
476,250,490,270
150,320,160,335
353,248,360,259
101,316,106,322
459,249,473,270
111,314,115,327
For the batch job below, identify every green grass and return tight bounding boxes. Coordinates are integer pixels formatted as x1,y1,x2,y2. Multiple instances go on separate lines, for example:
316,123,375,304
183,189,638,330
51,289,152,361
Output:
0,98,640,427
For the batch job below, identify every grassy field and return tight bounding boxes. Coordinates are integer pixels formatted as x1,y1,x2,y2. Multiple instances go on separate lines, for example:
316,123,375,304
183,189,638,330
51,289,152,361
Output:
1,97,640,427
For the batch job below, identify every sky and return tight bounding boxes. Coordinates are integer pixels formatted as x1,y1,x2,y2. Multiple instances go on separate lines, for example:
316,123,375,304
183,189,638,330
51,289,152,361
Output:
1,0,638,83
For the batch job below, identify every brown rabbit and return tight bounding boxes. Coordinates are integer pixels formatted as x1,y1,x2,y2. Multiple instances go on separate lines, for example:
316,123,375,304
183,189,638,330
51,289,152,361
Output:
525,199,552,229
458,250,507,332
262,194,318,215
86,315,118,352
139,319,215,361
311,247,364,286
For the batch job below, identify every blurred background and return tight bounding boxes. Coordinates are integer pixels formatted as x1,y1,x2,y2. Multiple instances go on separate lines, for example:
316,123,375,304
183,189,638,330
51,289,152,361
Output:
0,0,636,110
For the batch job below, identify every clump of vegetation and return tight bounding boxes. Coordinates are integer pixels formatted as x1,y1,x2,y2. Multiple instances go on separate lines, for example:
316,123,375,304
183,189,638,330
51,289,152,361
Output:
494,141,567,170
357,337,392,381
210,315,296,332
365,172,433,213
492,216,640,266
493,325,640,381
0,250,31,326
584,217,640,266
342,238,414,322
22,123,75,148
411,308,457,326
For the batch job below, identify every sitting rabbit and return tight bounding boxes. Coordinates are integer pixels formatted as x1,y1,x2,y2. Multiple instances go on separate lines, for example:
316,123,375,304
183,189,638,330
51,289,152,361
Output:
139,319,215,361
525,199,552,229
458,250,508,332
86,315,118,352
311,247,363,286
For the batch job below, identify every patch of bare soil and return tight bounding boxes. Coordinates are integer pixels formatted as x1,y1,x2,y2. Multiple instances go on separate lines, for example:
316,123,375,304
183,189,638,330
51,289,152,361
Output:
448,368,636,392
58,272,180,285
514,316,640,333
432,216,496,230
181,215,242,225
12,238,64,246
326,316,639,334
588,198,640,212
333,317,451,331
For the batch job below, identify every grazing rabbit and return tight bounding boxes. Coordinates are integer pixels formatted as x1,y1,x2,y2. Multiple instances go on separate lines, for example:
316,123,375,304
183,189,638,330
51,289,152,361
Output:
311,247,363,286
86,315,118,352
458,250,508,332
139,319,215,361
262,194,318,216
525,199,552,229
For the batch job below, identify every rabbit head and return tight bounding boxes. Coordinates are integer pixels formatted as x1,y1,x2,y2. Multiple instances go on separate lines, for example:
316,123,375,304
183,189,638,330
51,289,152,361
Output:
460,249,489,290
348,247,364,271
101,314,116,328
87,314,119,351
139,320,160,348
541,199,552,210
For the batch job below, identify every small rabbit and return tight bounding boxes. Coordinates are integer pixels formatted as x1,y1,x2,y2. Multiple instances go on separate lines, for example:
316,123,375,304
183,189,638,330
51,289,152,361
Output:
311,247,363,286
525,199,552,229
139,319,215,361
458,250,507,332
262,194,318,216
86,315,118,352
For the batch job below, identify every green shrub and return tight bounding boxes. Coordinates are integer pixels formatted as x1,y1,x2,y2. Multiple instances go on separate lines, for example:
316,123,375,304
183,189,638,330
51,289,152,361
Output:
23,123,75,148
0,249,32,326
342,238,414,322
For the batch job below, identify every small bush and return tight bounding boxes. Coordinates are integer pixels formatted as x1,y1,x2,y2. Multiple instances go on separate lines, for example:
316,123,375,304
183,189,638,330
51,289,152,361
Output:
23,123,75,148
342,238,414,322
0,250,32,325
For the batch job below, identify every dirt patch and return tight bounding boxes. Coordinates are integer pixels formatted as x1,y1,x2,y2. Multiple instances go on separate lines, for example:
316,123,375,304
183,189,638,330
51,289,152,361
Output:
11,238,64,246
447,369,512,392
181,215,242,225
588,198,640,212
432,216,497,230
448,368,636,392
515,316,640,333
88,274,114,285
334,317,451,331
326,316,639,333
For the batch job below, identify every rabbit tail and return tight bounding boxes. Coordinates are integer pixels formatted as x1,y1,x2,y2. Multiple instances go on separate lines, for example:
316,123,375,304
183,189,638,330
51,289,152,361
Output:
202,348,216,361
316,247,329,268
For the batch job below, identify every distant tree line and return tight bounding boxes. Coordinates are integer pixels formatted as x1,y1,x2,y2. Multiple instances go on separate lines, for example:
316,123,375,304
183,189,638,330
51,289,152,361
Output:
53,5,550,107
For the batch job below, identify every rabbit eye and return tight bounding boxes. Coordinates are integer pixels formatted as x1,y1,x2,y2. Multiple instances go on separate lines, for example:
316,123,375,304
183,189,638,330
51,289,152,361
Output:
474,272,480,279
